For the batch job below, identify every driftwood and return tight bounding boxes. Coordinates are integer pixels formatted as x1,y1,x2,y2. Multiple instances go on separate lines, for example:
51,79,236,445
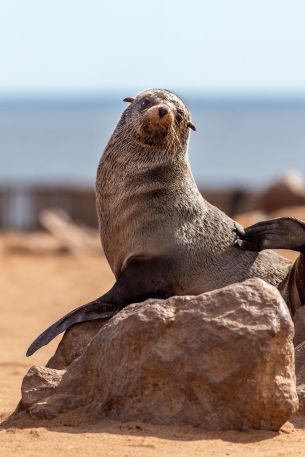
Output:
39,209,101,255
3,232,69,255
4,209,101,255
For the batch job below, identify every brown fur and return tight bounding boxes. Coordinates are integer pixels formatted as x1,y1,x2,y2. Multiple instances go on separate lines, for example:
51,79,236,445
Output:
96,89,292,296
27,88,302,356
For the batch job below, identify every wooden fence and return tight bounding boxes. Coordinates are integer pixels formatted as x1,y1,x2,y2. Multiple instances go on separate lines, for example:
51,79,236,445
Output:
0,185,257,231
0,185,97,230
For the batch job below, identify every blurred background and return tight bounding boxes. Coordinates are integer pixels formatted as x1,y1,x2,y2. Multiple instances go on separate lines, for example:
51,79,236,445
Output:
1,0,305,232
3,0,305,423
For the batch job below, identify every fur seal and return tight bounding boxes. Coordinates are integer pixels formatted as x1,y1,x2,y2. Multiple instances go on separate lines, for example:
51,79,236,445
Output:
27,88,305,356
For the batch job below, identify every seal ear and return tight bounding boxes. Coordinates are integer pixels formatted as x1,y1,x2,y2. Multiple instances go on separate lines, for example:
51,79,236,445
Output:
187,121,196,131
123,97,135,103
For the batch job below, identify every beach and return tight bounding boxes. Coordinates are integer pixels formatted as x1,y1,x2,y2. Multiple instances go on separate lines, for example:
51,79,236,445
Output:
1,233,305,456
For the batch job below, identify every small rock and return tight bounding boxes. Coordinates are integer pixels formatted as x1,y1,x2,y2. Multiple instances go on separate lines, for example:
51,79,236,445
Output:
259,171,305,212
296,384,305,412
293,307,305,347
295,340,305,412
295,340,305,384
21,366,65,409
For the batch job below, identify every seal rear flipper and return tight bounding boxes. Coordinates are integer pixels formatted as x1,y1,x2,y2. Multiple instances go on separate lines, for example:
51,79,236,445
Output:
26,296,119,357
27,256,177,357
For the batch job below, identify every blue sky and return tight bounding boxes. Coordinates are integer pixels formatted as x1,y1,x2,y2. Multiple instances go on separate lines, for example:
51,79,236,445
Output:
1,0,305,95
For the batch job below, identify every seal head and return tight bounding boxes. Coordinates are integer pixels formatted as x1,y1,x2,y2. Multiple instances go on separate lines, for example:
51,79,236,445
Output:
122,89,196,148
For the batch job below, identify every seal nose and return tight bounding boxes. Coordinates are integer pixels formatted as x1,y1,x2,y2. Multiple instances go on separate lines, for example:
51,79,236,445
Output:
158,106,168,118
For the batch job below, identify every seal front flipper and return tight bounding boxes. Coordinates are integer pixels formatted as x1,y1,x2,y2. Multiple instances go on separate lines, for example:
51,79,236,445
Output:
234,217,305,252
26,256,177,356
26,295,119,357
234,216,305,313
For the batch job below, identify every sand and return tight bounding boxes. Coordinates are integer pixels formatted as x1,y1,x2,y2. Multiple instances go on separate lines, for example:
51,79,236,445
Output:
1,234,305,456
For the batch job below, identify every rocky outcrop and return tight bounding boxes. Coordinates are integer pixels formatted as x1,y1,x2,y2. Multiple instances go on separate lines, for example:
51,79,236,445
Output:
20,278,298,430
259,171,305,213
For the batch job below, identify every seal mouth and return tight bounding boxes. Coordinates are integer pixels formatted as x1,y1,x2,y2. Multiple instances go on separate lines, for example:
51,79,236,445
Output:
142,105,174,133
139,105,175,145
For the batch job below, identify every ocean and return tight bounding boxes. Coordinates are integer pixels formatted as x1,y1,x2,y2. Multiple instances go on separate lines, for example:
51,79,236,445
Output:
1,96,305,189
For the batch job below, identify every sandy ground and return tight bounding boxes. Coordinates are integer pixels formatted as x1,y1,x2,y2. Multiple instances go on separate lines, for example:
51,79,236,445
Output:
1,234,305,456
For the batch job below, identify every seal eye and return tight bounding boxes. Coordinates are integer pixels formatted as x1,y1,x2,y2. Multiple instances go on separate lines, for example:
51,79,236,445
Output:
139,99,150,110
176,109,184,123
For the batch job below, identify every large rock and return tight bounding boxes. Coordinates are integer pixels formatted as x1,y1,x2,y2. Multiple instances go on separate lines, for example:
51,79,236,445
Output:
20,278,298,430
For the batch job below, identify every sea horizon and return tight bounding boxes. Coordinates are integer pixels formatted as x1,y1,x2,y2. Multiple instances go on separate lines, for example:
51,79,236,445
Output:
1,93,305,189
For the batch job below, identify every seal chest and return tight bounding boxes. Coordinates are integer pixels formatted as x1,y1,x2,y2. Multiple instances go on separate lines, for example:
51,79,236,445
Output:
96,89,199,278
